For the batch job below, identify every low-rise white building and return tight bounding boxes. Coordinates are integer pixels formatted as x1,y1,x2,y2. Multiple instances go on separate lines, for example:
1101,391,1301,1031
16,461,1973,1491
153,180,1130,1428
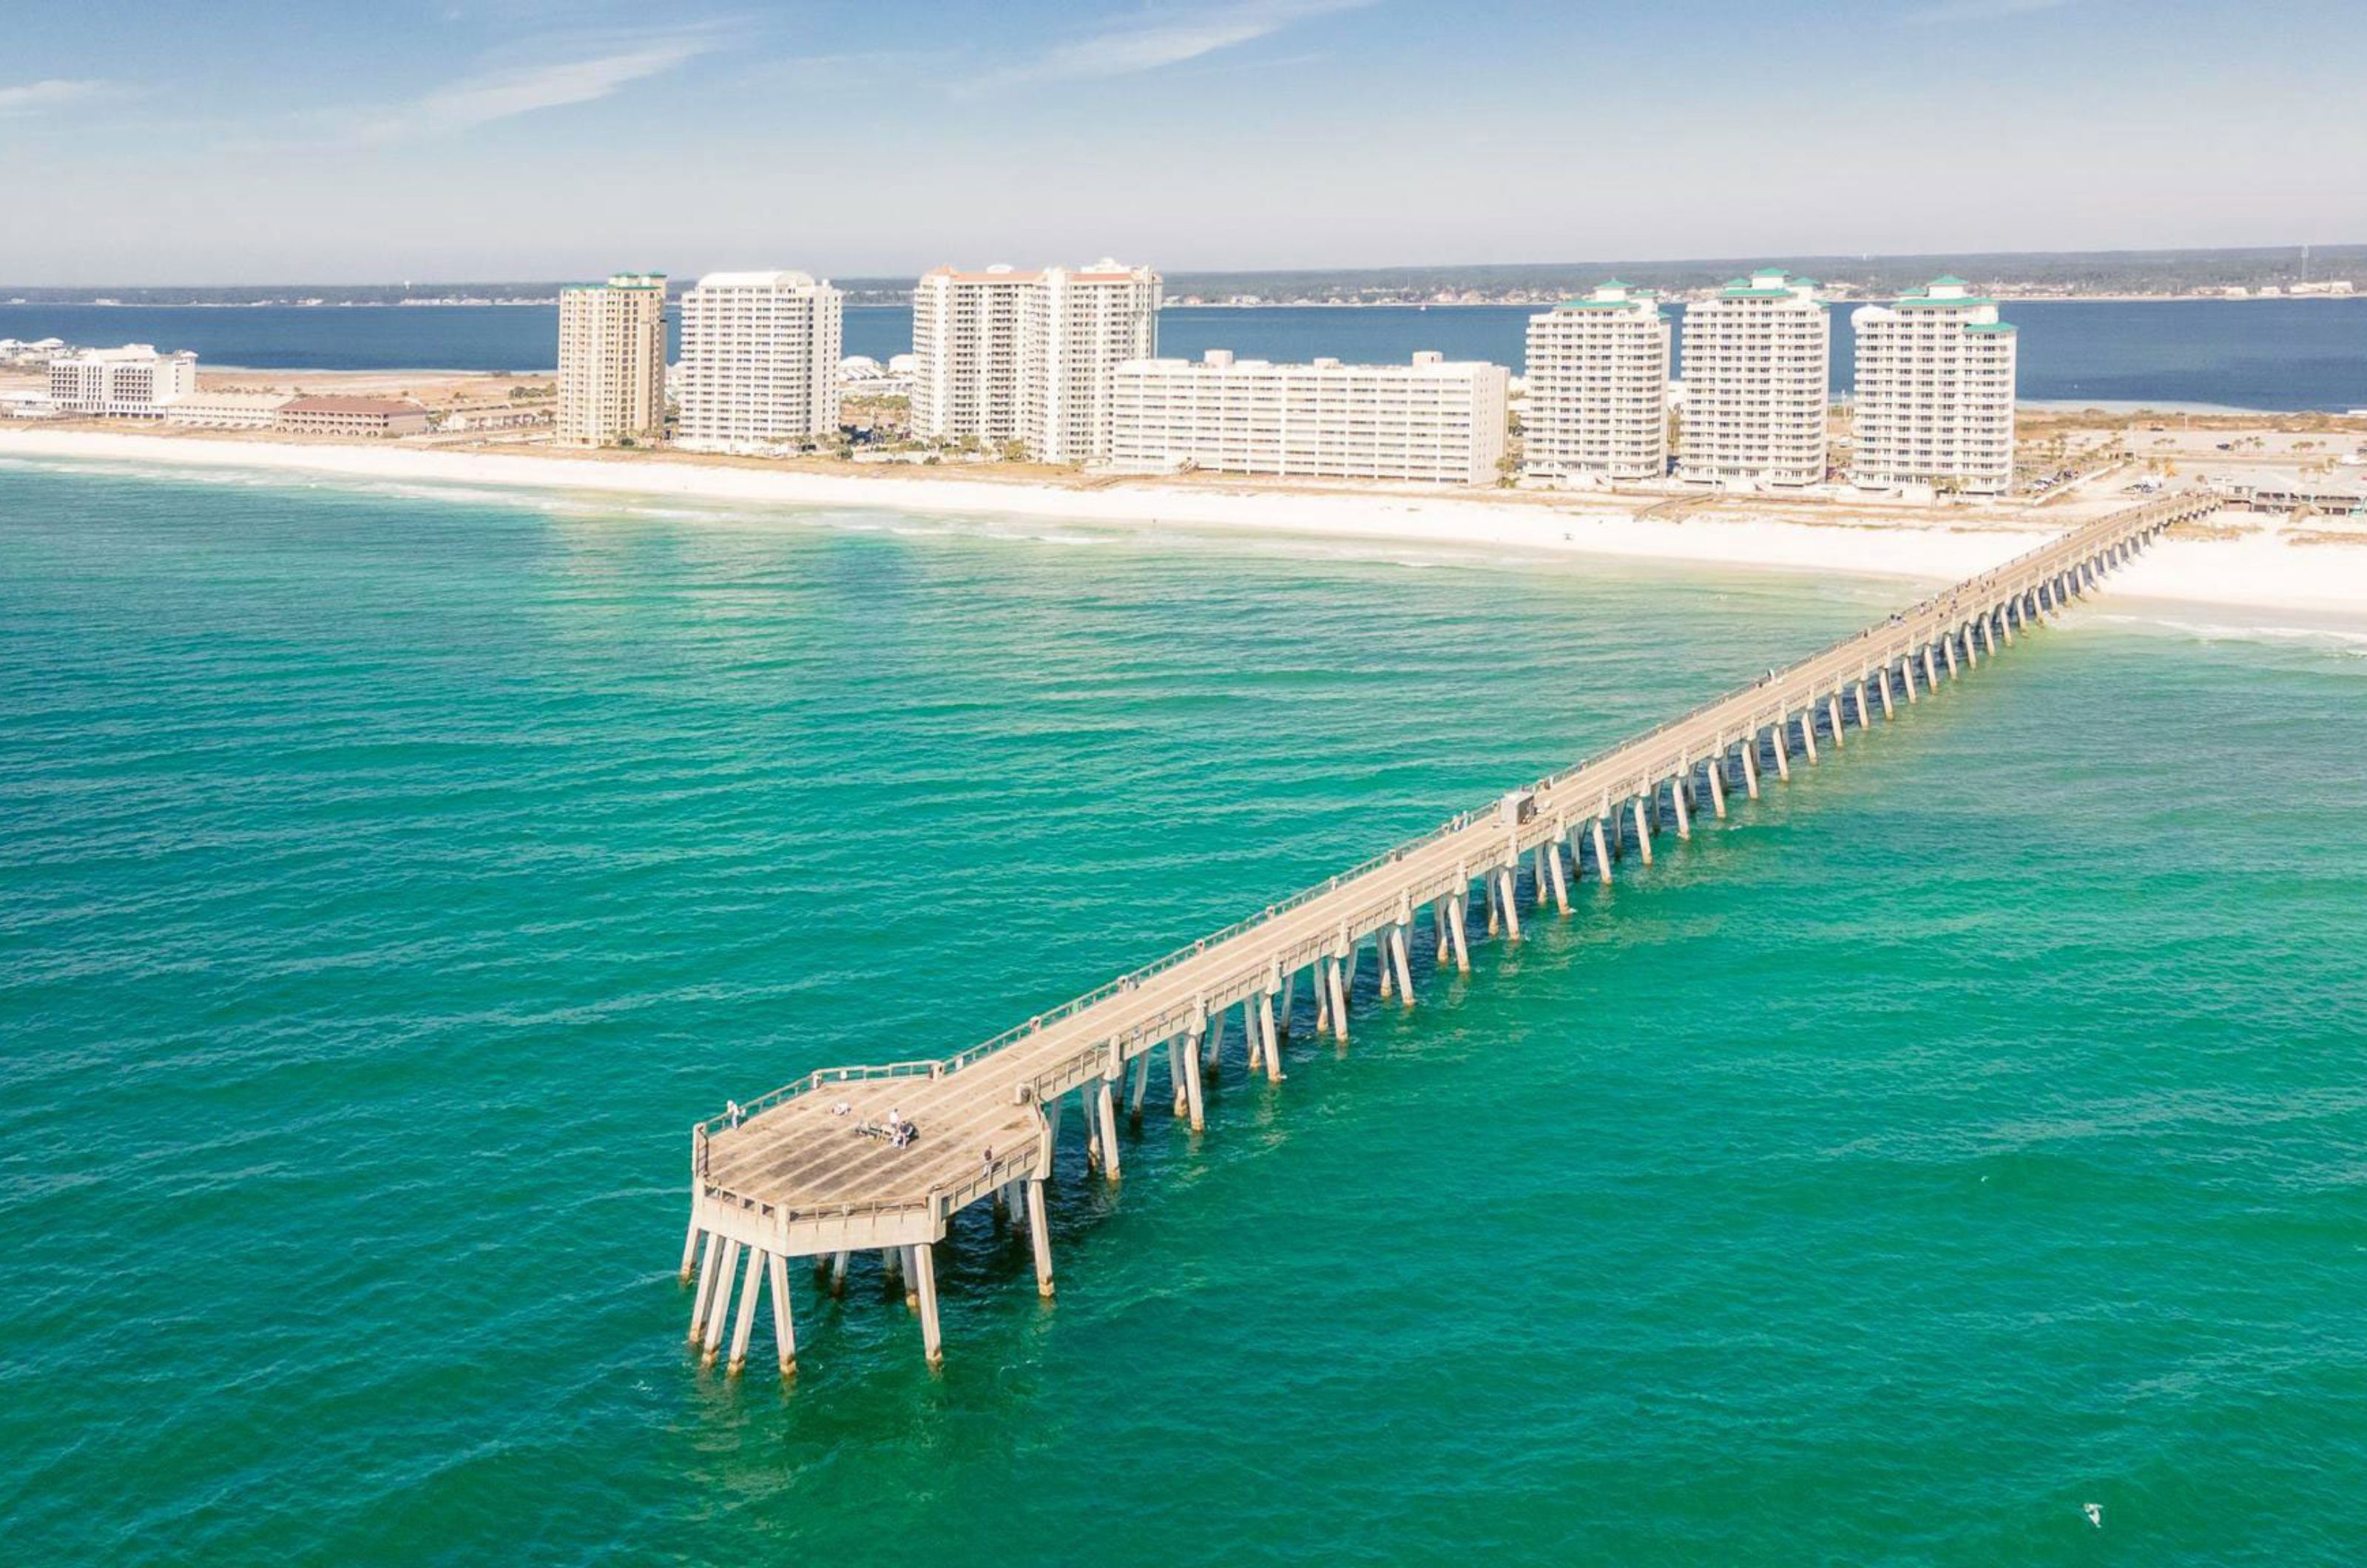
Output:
1524,282,1669,484
1676,270,1829,489
161,393,288,430
48,344,198,416
1850,277,2018,496
1108,349,1509,484
675,270,843,453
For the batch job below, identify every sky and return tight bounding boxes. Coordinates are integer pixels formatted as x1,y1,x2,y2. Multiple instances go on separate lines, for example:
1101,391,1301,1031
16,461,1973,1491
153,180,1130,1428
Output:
3,0,2362,284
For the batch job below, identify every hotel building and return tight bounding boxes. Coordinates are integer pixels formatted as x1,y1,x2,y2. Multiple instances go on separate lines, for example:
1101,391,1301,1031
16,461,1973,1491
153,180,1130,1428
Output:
1849,277,2018,495
1676,269,1829,488
1524,282,1670,483
675,270,844,453
48,345,197,416
1108,350,1508,484
911,260,1160,463
557,273,667,447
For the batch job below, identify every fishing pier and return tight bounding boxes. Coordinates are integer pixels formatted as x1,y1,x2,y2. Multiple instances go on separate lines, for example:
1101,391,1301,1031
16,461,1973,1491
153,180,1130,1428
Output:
676,493,2215,1377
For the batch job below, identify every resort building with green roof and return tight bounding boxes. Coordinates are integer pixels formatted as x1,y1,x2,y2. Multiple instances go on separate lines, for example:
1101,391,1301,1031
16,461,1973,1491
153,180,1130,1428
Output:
1848,277,2017,496
1524,282,1670,484
1675,268,1829,489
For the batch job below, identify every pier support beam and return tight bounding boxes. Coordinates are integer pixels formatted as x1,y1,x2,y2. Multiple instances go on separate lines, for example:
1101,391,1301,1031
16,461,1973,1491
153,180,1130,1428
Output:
1027,1178,1054,1297
702,1240,741,1365
769,1251,796,1378
1801,709,1819,763
1449,893,1472,971
1672,774,1691,839
1827,695,1846,748
1277,970,1297,1036
1094,1079,1121,1181
1546,840,1571,910
689,1232,723,1344
1127,1047,1152,1123
1740,739,1760,799
1902,655,1919,703
1259,990,1283,1081
913,1243,942,1369
1631,797,1652,865
1181,1028,1206,1131
1328,955,1351,1042
1390,924,1417,1003
1860,679,1877,728
831,1250,848,1297
727,1244,764,1376
1708,755,1727,817
1586,817,1610,883
679,1218,703,1284
1499,868,1524,940
1944,637,1961,678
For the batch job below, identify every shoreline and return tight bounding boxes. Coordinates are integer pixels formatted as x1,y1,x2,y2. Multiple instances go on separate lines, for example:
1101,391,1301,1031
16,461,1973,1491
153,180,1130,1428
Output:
4,425,2366,623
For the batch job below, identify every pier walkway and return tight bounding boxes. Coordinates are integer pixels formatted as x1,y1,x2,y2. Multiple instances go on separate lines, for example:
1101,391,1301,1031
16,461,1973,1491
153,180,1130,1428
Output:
677,492,2216,1376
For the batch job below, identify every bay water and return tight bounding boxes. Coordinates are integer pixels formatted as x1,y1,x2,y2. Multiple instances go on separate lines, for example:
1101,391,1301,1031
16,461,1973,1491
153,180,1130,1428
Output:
2,459,2365,1562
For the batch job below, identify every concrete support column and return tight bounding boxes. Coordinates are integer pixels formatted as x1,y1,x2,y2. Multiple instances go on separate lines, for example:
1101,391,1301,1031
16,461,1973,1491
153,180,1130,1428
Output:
1484,873,1502,936
1772,718,1792,780
1258,991,1283,1082
1127,1047,1152,1123
1740,738,1760,799
1590,817,1613,884
1632,797,1653,865
831,1250,849,1298
882,1243,904,1291
1277,971,1297,1036
689,1231,723,1344
1390,924,1417,1005
1672,773,1692,839
679,1218,703,1284
1708,755,1727,817
1801,709,1820,763
1169,1033,1189,1118
1902,655,1919,703
727,1244,765,1376
1499,868,1524,940
702,1240,742,1365
1546,841,1570,912
1448,893,1472,971
1313,962,1331,1033
1854,682,1871,731
1945,635,1962,677
1094,1079,1121,1181
1877,667,1895,718
1328,954,1351,1042
913,1243,942,1368
1925,644,1941,688
1432,898,1451,962
1181,1029,1206,1130
1827,695,1846,748
1027,1178,1054,1297
769,1250,796,1377
901,1246,920,1308
1204,1007,1227,1076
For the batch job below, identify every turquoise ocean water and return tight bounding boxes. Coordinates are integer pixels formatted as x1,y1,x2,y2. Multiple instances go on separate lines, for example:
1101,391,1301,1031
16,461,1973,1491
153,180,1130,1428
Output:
3,460,2365,1563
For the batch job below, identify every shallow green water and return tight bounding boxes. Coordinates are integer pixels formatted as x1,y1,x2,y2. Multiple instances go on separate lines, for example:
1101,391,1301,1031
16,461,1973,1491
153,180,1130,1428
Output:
3,461,2364,1564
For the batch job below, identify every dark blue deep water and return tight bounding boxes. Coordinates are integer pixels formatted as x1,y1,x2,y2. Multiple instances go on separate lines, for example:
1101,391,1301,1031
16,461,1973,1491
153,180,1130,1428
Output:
4,299,2363,410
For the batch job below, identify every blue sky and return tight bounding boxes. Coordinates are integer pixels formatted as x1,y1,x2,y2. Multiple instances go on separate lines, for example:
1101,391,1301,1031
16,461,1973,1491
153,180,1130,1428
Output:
4,1,2360,283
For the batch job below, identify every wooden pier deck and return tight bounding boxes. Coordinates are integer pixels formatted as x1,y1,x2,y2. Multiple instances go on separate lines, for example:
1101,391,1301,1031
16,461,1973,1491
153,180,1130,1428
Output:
678,493,2217,1376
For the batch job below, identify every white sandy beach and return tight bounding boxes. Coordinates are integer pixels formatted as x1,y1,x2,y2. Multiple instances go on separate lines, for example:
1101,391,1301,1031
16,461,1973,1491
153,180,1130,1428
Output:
5,425,2366,625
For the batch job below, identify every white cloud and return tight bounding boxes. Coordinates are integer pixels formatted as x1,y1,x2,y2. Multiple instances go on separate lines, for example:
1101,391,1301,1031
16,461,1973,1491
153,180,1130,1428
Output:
0,78,117,116
357,31,715,140
1900,0,2075,24
973,0,1371,90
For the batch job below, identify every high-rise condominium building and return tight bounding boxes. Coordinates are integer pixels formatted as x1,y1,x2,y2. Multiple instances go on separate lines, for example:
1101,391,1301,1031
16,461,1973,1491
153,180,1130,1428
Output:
1109,350,1510,484
48,344,197,416
1849,277,2018,496
1524,283,1670,483
557,273,668,447
675,271,844,453
911,260,1160,462
1677,268,1829,488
